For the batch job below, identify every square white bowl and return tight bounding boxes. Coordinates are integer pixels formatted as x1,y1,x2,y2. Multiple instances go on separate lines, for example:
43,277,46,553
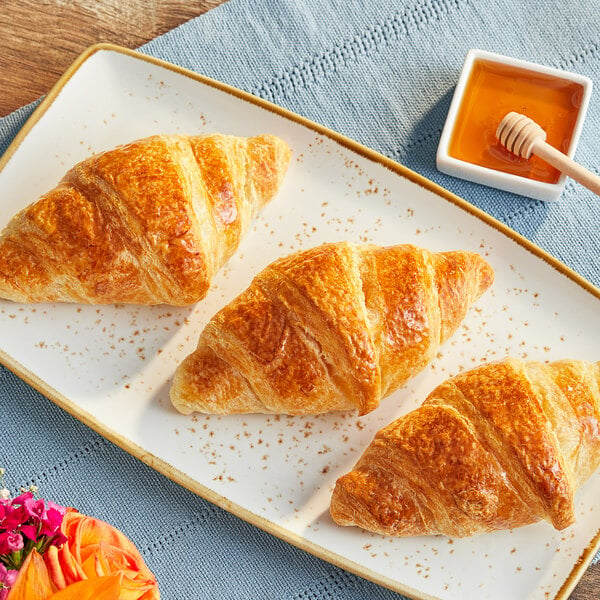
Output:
436,49,593,202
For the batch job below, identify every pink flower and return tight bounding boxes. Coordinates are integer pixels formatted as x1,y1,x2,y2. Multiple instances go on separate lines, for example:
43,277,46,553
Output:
2,504,27,532
46,501,67,519
0,563,18,600
9,493,32,509
39,502,66,538
19,523,38,541
22,495,48,523
0,531,23,554
0,479,69,581
0,564,17,586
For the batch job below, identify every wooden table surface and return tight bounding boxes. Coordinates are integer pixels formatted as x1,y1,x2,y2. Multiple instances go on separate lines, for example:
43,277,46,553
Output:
0,2,599,598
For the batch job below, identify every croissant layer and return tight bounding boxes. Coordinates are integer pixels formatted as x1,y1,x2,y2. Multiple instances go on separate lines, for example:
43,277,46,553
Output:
330,358,600,537
0,133,291,305
170,242,494,415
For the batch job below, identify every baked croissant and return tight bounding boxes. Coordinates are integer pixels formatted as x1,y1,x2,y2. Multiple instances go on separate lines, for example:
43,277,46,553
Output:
170,242,494,416
0,133,291,305
330,357,600,537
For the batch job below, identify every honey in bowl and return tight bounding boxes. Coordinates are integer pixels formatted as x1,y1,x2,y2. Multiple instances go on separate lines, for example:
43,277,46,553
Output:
448,58,585,184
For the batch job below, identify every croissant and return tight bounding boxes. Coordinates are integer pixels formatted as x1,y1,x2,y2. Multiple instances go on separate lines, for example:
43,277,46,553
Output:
170,241,494,416
0,133,291,305
330,357,600,537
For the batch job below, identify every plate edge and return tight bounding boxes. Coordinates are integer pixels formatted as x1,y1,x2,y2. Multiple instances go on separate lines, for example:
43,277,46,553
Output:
0,44,102,174
1,42,599,300
0,346,438,600
0,41,598,599
109,45,600,299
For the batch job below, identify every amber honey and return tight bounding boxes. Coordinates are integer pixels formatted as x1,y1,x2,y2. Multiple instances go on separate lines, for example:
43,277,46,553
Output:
448,59,585,183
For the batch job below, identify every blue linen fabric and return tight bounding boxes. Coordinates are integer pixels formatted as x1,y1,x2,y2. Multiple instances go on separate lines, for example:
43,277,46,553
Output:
0,1,599,598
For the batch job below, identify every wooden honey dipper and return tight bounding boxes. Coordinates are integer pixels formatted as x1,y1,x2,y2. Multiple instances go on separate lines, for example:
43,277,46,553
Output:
496,112,600,196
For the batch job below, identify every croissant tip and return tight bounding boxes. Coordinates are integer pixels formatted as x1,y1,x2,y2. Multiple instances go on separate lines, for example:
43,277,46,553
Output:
477,256,495,290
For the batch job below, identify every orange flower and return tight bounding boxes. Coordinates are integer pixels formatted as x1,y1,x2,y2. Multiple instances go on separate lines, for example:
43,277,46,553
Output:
6,550,53,600
8,510,159,600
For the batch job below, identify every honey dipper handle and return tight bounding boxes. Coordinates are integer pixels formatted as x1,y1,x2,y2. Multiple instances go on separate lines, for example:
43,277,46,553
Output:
531,138,600,196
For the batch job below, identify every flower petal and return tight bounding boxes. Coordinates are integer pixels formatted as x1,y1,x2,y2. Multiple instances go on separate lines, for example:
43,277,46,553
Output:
19,524,38,541
137,589,161,600
44,546,67,590
7,550,54,600
42,510,160,599
49,575,122,600
44,540,87,587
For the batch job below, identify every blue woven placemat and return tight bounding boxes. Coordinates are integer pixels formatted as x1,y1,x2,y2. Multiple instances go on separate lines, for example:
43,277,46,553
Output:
1,1,598,598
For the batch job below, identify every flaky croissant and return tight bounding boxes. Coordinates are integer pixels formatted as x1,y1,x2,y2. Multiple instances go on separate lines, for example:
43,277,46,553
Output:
0,133,291,305
330,357,600,537
170,241,494,416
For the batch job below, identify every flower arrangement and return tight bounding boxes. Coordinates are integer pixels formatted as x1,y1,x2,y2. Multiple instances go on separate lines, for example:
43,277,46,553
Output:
0,469,159,599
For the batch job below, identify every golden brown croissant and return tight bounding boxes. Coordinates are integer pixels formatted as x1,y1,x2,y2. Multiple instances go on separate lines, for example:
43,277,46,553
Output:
170,241,494,416
330,357,600,537
0,133,291,305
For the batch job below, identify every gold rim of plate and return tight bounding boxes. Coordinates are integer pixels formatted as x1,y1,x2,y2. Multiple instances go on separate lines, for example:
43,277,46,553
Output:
0,42,598,600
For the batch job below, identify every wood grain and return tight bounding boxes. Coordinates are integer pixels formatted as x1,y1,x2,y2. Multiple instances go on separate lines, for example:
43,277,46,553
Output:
0,0,226,116
571,559,600,600
0,2,598,598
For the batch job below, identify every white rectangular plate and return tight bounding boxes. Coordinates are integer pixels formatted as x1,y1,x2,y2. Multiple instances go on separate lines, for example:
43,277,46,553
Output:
0,44,598,600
